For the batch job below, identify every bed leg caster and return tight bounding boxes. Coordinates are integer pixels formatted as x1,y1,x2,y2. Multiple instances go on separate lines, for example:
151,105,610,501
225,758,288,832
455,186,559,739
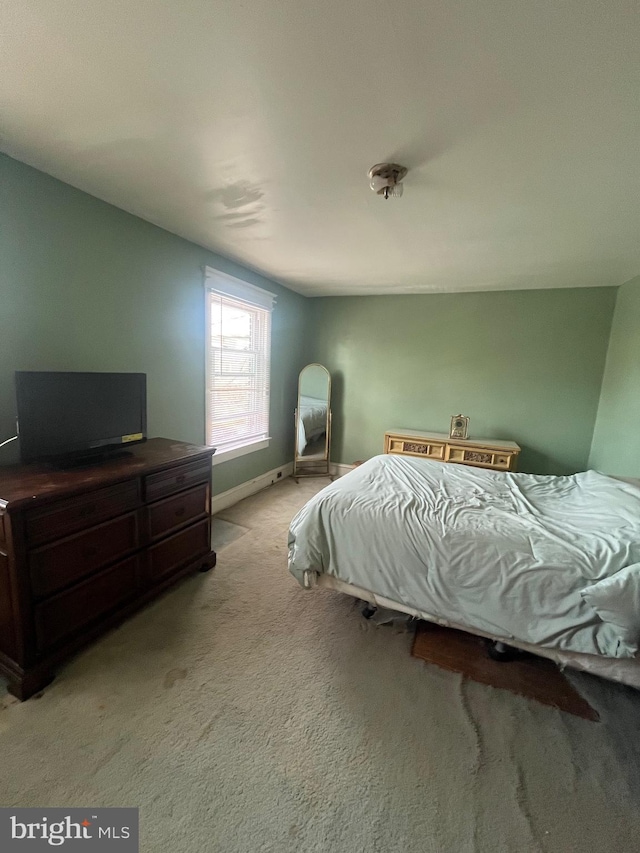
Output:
487,640,517,662
362,604,377,620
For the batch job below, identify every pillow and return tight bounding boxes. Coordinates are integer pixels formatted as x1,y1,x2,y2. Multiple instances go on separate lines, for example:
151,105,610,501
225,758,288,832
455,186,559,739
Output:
581,564,640,652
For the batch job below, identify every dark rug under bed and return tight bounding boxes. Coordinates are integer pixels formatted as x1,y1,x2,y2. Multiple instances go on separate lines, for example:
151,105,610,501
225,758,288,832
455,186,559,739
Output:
411,621,599,721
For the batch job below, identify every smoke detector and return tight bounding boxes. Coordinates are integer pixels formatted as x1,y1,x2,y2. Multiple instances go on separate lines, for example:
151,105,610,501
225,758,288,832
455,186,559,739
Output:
368,163,408,199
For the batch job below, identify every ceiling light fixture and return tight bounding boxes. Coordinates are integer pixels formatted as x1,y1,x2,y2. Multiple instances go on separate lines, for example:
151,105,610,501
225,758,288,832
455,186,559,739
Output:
368,163,408,199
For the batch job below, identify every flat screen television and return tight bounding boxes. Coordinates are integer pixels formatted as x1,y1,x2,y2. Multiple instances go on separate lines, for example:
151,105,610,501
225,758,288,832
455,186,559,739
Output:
15,371,147,466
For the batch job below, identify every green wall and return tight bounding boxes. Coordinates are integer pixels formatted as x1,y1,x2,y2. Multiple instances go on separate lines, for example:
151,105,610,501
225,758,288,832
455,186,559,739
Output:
309,289,616,475
589,276,640,476
0,151,628,487
0,154,310,493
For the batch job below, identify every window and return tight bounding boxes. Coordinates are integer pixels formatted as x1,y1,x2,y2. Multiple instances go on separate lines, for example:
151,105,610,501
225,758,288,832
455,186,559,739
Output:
204,267,275,464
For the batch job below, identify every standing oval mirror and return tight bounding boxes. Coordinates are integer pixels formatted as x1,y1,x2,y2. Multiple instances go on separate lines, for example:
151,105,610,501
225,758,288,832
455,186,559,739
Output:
294,364,332,480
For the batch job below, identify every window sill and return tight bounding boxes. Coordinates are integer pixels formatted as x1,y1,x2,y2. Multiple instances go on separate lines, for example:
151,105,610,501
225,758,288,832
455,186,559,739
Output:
211,438,271,466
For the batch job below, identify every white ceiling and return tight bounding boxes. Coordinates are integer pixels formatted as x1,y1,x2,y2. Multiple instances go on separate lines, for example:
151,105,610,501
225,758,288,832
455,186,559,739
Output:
2,1,639,296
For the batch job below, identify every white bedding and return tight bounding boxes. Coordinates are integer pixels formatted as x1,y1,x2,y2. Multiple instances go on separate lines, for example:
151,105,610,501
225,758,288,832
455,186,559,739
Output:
288,455,640,659
297,395,328,455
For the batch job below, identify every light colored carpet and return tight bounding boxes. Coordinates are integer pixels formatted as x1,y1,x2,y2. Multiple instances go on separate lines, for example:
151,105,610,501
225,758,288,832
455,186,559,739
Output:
1,477,640,852
210,517,249,552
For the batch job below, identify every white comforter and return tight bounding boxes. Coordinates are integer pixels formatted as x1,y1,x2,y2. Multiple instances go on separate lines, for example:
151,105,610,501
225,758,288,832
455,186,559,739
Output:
288,455,640,658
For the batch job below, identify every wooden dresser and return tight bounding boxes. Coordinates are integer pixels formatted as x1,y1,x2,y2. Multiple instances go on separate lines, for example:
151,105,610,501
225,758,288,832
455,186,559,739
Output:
384,428,520,472
0,438,216,700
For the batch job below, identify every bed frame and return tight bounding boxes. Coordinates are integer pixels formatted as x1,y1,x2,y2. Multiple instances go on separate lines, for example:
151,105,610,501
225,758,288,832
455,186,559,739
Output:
303,570,640,690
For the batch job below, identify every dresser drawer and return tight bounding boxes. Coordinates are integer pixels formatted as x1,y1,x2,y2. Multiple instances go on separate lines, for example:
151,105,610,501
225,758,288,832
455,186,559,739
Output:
148,519,211,582
29,511,139,598
448,446,517,470
148,483,210,541
493,454,513,470
25,480,140,547
144,459,211,502
35,556,139,651
448,447,494,466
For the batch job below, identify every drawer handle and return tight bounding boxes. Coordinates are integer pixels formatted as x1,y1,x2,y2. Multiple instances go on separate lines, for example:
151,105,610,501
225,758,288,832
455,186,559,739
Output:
82,546,98,559
174,507,186,518
79,504,97,517
176,475,186,484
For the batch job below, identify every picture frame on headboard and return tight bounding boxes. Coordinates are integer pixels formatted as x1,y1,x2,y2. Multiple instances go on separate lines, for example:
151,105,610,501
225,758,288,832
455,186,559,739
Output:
449,414,470,440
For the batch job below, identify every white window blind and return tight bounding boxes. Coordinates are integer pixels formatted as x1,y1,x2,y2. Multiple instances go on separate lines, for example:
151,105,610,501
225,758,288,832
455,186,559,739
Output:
204,268,275,457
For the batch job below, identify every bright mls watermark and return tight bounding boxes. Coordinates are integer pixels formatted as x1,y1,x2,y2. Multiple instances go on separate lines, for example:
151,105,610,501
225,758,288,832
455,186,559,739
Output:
0,809,138,850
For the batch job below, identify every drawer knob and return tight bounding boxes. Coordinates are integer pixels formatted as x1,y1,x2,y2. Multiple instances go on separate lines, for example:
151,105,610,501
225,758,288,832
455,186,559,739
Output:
176,475,186,484
174,507,186,518
82,546,98,559
79,504,97,517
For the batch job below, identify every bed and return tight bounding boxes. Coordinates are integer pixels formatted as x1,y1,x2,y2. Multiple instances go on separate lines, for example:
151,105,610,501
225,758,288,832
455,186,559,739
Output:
297,394,329,455
288,454,640,688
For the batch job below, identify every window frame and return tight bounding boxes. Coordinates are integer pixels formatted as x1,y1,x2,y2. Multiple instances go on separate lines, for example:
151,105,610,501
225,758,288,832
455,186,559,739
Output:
203,266,276,466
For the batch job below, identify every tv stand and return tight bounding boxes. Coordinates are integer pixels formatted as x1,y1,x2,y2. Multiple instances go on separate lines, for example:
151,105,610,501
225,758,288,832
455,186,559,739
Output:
0,438,216,700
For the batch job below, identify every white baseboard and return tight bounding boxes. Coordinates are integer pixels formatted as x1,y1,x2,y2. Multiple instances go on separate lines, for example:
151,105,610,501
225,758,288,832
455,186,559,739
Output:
212,460,355,515
212,462,294,514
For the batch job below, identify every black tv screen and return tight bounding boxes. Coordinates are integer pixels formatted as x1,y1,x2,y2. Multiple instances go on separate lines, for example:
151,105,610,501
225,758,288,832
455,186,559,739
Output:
15,371,147,464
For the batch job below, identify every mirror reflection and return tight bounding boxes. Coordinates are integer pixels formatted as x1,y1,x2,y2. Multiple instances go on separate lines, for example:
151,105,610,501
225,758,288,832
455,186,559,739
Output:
294,364,332,479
